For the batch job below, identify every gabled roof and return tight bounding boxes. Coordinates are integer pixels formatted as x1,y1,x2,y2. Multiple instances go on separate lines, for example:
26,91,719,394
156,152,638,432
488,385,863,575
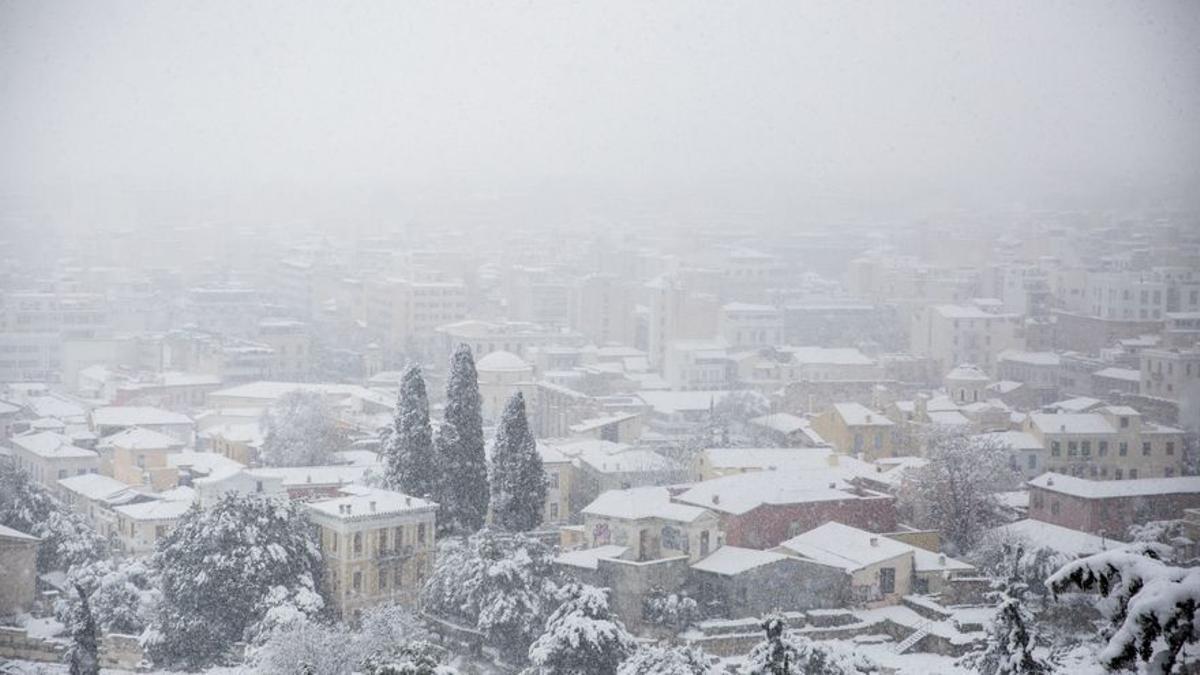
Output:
778,522,912,572
691,546,790,576
991,519,1123,557
555,545,629,570
92,406,193,428
306,485,437,520
674,469,879,515
0,523,39,542
1028,413,1114,435
58,473,133,501
582,486,712,523
101,426,185,451
11,431,98,460
832,402,892,427
475,350,531,372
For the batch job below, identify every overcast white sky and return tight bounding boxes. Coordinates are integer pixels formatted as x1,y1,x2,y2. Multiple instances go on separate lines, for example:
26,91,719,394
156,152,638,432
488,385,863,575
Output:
2,0,1199,225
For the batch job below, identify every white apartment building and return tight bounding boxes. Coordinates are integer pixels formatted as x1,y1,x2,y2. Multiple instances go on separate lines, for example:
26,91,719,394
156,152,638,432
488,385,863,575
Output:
570,274,637,348
1140,346,1200,404
719,303,783,349
1086,271,1167,321
909,304,1023,377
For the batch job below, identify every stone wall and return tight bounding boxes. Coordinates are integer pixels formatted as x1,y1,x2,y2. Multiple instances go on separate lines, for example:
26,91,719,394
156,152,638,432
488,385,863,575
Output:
0,625,64,663
595,556,690,631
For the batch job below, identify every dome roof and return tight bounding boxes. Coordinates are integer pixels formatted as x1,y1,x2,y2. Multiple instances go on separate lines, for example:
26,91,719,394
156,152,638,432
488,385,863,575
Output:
475,350,531,372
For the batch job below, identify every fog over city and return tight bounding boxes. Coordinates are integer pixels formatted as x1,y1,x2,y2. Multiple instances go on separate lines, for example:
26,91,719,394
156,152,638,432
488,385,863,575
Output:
1,2,1199,675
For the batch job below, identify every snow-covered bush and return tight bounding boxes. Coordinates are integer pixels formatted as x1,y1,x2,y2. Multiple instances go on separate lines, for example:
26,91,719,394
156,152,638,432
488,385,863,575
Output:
968,533,1068,606
618,643,721,675
253,604,429,675
259,389,347,466
1047,543,1200,675
527,583,637,675
641,585,700,630
360,640,454,675
0,464,106,572
420,531,563,663
964,555,1051,675
147,493,324,669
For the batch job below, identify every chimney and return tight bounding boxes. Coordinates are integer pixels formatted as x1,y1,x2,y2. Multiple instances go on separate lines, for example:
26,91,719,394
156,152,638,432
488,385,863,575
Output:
345,503,352,515
938,554,947,565
306,474,312,483
869,537,879,547
828,482,837,489
711,494,720,505
865,413,872,423
369,501,377,513
405,497,412,506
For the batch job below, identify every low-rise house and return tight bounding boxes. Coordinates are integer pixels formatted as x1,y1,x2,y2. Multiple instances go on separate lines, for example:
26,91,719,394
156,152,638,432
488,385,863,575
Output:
58,473,154,540
775,522,914,607
104,427,187,490
0,524,39,615
673,470,897,550
695,447,874,482
9,431,99,492
112,487,197,555
989,519,1125,558
551,439,682,511
193,467,286,507
689,546,850,618
1027,472,1200,538
943,363,993,405
201,421,264,466
810,402,896,460
582,487,722,562
995,351,1061,405
981,430,1046,480
246,465,377,501
306,485,438,618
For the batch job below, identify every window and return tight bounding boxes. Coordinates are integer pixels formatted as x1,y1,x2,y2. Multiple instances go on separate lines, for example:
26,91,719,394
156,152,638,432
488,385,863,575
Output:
1115,469,1124,480
1098,441,1108,456
331,532,338,552
156,525,168,539
1130,469,1139,479
1120,417,1129,428
353,532,363,555
1067,441,1077,456
417,523,426,544
1119,442,1128,456
1027,455,1037,469
548,472,559,489
1051,441,1061,457
1050,501,1060,516
379,568,388,589
880,567,896,595
255,480,263,493
1166,442,1175,456
1166,468,1175,477
352,572,362,591
394,526,403,550
1081,441,1091,456
550,502,559,519
1142,442,1151,456
379,528,388,551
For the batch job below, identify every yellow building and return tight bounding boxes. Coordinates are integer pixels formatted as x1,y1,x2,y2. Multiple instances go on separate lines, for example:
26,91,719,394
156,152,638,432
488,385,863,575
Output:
810,402,896,461
305,486,438,620
106,427,186,491
1024,406,1185,480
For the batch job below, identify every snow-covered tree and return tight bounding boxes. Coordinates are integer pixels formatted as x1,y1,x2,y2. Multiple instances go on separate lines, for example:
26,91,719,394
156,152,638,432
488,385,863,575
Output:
436,344,489,534
968,551,1050,675
147,494,324,669
968,533,1068,607
618,643,721,675
489,392,548,532
642,585,700,630
897,429,1017,554
359,641,453,675
740,613,877,675
0,464,106,572
421,531,563,664
66,583,100,675
1128,519,1197,565
253,604,428,675
527,584,637,675
57,559,159,637
1047,543,1200,675
259,389,347,467
383,365,438,499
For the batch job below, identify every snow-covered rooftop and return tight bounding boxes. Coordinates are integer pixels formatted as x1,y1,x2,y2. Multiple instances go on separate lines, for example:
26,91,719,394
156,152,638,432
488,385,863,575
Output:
991,519,1124,557
778,522,912,572
781,346,875,366
833,402,893,427
982,430,1043,452
306,485,437,520
636,390,737,415
91,406,193,428
248,465,374,487
674,469,878,515
554,545,629,570
11,431,98,460
114,488,196,521
1029,472,1200,499
57,473,134,501
475,350,531,372
703,447,874,475
691,546,790,575
0,523,39,542
582,486,711,523
945,363,991,381
997,350,1061,367
748,412,815,436
1027,412,1115,435
1092,367,1140,382
101,426,185,450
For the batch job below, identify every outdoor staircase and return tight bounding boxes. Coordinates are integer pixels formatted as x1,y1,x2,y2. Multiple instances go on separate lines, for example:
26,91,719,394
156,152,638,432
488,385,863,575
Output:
893,620,932,654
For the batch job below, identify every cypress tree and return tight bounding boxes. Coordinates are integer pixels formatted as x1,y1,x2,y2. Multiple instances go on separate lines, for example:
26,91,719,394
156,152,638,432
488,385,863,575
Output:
384,365,437,499
68,583,99,675
437,344,489,534
489,392,548,531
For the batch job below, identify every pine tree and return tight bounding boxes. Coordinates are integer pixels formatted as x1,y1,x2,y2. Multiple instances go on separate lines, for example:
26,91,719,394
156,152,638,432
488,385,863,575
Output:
436,344,489,534
489,392,547,532
67,583,100,675
972,550,1050,675
527,584,637,675
384,365,438,499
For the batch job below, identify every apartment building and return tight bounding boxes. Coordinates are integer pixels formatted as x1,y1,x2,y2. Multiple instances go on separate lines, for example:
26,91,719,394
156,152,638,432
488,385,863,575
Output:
810,402,897,461
909,304,1023,377
9,431,100,492
1139,345,1200,403
569,274,637,348
718,303,783,350
306,485,438,619
367,278,468,364
1023,406,1185,480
